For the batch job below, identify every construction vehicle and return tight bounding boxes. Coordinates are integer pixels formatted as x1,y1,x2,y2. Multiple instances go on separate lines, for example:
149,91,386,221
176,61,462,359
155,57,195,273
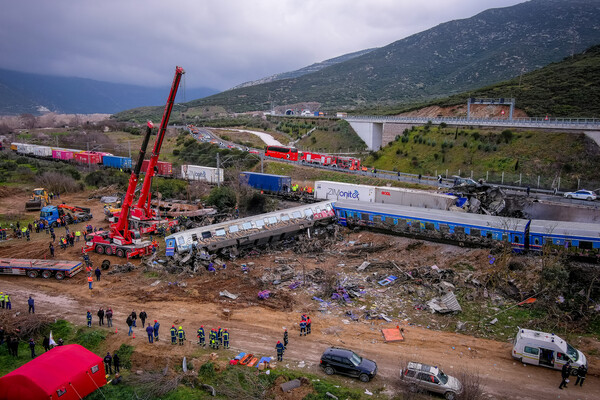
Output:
40,204,93,227
25,188,50,211
83,66,184,258
0,258,83,280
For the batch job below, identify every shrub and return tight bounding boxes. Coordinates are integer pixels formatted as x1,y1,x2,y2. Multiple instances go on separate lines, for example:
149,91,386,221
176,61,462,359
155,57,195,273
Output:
206,186,237,211
501,129,513,143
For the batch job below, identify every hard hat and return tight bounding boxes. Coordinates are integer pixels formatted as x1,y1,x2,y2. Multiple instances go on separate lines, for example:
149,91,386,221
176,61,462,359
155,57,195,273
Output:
179,326,182,329
277,341,281,344
154,320,157,323
172,325,175,327
201,325,203,327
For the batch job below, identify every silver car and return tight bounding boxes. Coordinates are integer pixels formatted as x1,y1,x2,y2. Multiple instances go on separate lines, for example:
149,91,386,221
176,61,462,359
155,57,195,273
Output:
564,190,597,201
400,361,463,400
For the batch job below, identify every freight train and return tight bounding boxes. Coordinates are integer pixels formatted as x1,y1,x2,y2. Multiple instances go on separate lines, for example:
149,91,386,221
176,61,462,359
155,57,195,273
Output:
264,145,362,170
334,201,600,259
10,142,174,177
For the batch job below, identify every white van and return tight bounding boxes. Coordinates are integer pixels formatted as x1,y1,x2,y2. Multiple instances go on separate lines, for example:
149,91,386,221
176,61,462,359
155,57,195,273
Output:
512,328,587,374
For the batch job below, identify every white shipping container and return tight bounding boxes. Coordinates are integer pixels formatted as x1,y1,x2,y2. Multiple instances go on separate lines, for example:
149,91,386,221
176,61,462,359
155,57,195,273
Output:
32,145,52,158
374,186,457,210
16,143,33,155
181,164,224,184
314,180,375,202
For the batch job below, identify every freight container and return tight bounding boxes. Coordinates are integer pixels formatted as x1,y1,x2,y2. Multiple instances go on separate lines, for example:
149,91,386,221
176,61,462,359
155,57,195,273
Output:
31,145,52,158
102,155,132,170
181,165,223,184
52,149,75,161
374,186,457,210
239,172,292,192
140,160,173,176
314,181,375,202
16,143,35,155
74,151,103,164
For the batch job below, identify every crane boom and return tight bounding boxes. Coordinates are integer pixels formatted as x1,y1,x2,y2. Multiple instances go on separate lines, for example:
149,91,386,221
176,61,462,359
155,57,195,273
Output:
112,121,154,240
135,66,185,217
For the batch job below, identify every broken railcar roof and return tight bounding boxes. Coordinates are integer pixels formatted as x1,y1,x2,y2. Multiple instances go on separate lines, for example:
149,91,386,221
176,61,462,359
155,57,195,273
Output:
334,200,529,232
165,200,335,253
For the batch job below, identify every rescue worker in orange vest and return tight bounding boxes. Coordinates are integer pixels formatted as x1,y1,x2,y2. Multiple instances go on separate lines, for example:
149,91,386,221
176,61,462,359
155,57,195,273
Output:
87,275,93,290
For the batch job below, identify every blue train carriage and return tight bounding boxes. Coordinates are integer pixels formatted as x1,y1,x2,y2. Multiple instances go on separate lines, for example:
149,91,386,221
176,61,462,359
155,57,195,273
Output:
165,201,335,257
527,219,600,258
332,200,529,250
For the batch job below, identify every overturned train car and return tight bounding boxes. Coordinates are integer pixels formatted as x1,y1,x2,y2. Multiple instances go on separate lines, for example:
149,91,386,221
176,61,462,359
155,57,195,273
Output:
165,201,335,257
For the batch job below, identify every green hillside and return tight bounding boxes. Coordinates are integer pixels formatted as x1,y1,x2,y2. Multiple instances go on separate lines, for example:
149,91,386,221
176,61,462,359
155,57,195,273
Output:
366,125,600,190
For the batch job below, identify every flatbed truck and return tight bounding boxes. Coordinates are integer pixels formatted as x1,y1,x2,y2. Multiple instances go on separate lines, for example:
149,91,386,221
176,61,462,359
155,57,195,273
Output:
0,258,83,280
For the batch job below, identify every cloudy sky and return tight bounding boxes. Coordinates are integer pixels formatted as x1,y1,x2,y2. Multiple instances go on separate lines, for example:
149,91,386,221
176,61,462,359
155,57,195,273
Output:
1,0,525,91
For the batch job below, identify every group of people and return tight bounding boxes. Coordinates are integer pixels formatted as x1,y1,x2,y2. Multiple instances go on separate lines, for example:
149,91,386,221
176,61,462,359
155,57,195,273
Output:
1,326,64,360
86,307,114,327
195,326,230,349
0,292,12,310
559,360,587,389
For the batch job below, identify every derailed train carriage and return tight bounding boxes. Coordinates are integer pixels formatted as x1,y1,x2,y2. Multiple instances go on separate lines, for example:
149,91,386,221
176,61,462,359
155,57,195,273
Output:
165,201,335,258
334,201,600,259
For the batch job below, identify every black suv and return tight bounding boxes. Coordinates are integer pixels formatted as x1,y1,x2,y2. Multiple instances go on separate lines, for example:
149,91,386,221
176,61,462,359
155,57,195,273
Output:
320,347,377,382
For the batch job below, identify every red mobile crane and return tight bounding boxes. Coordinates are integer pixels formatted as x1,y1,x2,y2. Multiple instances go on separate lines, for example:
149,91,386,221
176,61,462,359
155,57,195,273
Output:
83,66,184,258
129,66,185,231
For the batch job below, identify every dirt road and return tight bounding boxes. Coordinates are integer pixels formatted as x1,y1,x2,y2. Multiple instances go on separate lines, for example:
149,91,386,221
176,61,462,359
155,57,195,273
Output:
0,191,598,399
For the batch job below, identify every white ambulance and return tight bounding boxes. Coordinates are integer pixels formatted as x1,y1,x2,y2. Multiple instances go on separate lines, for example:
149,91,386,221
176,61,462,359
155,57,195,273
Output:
512,328,587,374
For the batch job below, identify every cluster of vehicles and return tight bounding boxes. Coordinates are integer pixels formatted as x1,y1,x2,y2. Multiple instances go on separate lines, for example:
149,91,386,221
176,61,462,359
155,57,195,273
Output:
322,328,587,400
264,145,362,170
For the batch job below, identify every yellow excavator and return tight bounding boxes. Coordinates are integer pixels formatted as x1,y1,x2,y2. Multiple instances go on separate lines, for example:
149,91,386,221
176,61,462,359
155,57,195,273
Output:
25,188,50,211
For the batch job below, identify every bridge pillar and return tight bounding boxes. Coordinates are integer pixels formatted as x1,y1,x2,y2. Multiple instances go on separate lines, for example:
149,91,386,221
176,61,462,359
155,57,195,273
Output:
348,121,383,151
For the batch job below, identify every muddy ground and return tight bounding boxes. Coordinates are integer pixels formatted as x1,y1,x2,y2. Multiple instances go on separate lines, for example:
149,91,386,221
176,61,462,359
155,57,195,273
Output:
0,190,598,400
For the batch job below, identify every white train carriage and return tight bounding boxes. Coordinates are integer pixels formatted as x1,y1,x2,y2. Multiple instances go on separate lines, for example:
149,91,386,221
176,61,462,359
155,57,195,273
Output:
165,201,335,256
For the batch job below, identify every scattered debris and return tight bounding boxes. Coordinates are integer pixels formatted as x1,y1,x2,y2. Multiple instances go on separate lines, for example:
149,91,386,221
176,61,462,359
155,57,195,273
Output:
258,290,271,300
326,392,339,400
357,261,371,271
489,318,498,325
202,384,216,396
381,327,404,342
427,292,462,313
378,276,398,286
280,379,302,392
219,290,239,300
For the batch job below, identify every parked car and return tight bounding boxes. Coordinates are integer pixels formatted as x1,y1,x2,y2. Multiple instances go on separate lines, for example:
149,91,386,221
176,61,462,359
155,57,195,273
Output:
563,190,597,201
400,361,463,400
320,347,377,382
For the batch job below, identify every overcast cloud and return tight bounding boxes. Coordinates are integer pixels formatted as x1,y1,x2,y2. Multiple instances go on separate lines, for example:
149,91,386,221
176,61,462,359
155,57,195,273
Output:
0,0,525,91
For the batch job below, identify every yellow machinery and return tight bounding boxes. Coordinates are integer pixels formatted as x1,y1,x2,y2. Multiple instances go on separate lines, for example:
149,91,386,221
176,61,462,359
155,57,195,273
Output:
25,188,50,211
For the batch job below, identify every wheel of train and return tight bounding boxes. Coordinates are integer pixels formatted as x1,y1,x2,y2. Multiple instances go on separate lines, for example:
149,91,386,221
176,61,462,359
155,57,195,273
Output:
27,270,39,278
41,270,52,279
55,272,65,280
95,244,105,254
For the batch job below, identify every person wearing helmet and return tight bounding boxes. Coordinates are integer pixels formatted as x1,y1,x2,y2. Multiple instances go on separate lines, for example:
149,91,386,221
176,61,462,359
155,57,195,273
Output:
276,340,285,361
197,325,205,346
223,328,229,349
86,310,92,327
177,326,185,345
170,325,177,345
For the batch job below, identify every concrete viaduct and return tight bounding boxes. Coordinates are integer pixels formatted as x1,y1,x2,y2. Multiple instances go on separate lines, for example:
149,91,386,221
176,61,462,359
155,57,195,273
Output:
344,115,600,150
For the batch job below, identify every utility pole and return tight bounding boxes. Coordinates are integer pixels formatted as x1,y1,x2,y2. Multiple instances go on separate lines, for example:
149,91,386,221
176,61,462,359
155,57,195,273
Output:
128,141,132,159
261,154,264,173
216,152,220,188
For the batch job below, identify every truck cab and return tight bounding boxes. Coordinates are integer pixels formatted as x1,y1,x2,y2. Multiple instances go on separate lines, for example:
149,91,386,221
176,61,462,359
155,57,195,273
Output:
512,328,587,374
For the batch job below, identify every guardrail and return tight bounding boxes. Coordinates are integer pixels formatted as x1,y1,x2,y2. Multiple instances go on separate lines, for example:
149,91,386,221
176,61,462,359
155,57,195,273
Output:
343,115,600,129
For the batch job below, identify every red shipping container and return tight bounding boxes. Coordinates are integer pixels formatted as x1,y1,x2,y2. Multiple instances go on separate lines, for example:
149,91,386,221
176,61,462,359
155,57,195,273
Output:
75,151,102,164
140,160,172,176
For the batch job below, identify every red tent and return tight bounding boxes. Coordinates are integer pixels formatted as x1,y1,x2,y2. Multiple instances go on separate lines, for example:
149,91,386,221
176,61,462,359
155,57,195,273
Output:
0,344,107,400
